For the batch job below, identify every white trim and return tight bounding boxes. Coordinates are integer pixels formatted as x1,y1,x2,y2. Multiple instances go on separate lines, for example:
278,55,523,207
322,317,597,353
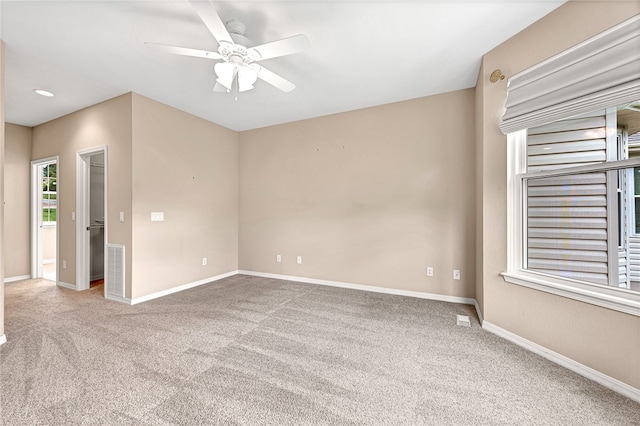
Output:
4,275,31,283
502,272,640,317
238,270,477,306
105,294,131,305
31,156,59,281
482,321,640,403
474,299,484,325
102,150,109,299
507,130,527,273
605,108,619,286
129,270,239,305
0,335,6,346
57,281,76,291
520,157,640,180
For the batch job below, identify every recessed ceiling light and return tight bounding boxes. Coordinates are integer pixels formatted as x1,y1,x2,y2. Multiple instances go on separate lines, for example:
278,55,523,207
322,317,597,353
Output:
34,89,54,97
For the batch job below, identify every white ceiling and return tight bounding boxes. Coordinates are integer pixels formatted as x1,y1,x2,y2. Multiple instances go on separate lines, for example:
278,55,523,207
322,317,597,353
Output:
1,0,567,131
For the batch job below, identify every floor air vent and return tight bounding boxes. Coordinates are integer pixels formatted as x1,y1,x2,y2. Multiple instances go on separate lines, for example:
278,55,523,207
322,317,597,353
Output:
456,315,471,327
106,244,125,298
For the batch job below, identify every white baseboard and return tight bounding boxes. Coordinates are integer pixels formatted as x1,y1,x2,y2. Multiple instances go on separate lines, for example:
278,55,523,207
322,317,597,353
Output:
482,321,640,403
57,281,76,290
238,270,477,306
129,270,239,305
3,268,635,402
4,275,31,283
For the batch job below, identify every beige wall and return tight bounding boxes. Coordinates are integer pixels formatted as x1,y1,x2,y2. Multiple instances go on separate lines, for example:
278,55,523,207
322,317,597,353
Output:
32,94,133,289
4,124,32,279
27,92,239,300
1,40,5,340
130,94,238,299
239,90,476,298
478,1,640,389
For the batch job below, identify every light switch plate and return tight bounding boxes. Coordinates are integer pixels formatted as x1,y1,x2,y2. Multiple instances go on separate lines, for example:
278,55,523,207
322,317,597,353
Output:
151,212,164,222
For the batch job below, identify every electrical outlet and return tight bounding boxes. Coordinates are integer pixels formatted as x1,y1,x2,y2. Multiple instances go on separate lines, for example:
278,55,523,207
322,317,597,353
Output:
297,256,302,265
202,257,207,266
427,267,434,277
276,254,282,263
453,269,461,280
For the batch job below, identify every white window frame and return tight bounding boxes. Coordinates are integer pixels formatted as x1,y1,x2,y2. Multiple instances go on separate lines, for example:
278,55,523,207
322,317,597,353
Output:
632,165,640,235
504,130,640,317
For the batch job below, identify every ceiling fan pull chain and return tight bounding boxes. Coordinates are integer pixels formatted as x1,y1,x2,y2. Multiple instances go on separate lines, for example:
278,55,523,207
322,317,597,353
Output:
235,72,239,101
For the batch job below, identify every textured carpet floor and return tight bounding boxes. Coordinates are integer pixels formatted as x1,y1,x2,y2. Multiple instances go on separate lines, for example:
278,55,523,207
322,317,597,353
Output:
1,274,638,425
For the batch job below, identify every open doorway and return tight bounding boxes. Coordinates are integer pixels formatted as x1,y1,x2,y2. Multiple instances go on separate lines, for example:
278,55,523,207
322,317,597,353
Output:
31,157,59,282
76,147,107,293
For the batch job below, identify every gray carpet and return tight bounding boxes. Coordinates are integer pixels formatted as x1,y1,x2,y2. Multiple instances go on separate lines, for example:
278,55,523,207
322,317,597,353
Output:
1,275,638,425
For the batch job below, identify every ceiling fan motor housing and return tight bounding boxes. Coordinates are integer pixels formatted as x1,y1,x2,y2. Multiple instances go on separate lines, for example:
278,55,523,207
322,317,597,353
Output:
218,41,260,65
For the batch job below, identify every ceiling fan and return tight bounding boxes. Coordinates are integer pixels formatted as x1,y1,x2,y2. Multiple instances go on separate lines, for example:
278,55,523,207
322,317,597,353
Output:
146,0,309,96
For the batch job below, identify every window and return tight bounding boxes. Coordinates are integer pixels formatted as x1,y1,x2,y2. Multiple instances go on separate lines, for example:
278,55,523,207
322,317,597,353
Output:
501,14,640,315
42,162,57,224
505,106,640,315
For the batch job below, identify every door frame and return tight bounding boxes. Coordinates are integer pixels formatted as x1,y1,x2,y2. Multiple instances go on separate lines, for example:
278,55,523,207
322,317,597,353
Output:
30,156,59,281
76,146,108,292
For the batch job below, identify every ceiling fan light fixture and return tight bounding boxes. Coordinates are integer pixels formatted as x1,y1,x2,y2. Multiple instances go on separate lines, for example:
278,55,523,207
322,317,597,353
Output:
238,66,258,92
214,62,235,90
238,79,254,92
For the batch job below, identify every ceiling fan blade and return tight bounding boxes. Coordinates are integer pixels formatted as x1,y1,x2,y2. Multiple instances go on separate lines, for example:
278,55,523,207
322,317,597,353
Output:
144,42,222,60
256,65,296,92
249,34,310,61
189,0,233,45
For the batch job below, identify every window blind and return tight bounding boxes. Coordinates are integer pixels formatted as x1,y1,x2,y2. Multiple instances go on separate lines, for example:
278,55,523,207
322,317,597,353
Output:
500,14,640,134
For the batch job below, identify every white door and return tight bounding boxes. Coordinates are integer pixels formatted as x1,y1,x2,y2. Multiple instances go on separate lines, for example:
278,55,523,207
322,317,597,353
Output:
76,147,107,292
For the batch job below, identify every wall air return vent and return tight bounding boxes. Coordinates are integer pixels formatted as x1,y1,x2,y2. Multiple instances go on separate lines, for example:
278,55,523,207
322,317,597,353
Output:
106,244,125,299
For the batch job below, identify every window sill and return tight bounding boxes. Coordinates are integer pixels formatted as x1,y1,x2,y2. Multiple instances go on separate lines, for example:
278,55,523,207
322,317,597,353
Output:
501,271,640,317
